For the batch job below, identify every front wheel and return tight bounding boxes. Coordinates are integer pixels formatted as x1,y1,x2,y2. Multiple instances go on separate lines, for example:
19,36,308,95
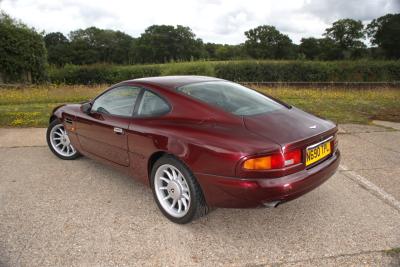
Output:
151,155,209,224
46,119,81,160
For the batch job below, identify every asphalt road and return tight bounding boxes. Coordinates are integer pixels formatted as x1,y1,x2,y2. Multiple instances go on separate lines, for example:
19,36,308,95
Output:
0,123,399,266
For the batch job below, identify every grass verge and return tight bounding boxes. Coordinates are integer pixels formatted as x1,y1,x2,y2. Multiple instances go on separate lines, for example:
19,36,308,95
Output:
385,247,400,255
0,84,399,127
255,86,400,124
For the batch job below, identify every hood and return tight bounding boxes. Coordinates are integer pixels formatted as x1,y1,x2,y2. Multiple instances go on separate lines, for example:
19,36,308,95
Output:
243,107,336,146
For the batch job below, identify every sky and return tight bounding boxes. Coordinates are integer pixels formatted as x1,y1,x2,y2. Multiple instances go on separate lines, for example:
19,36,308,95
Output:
1,0,399,44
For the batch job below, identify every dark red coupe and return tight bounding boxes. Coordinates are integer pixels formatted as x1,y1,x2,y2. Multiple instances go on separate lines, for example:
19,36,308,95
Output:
47,76,340,223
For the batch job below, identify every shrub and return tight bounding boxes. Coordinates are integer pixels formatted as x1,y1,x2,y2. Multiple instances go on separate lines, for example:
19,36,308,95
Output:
48,60,400,84
49,64,161,84
0,12,47,83
214,60,400,82
161,62,214,76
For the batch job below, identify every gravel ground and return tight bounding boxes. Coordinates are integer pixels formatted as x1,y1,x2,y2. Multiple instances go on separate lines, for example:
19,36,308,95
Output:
0,123,399,266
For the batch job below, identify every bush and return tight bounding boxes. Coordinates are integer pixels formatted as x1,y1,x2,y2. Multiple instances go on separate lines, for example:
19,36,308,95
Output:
48,60,400,84
161,62,214,76
49,64,161,84
0,12,47,83
214,60,400,82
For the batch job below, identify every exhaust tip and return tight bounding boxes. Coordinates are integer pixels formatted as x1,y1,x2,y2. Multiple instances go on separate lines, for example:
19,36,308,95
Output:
263,201,281,208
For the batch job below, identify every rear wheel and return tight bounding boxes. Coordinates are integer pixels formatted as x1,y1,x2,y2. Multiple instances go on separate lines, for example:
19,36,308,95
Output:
151,155,208,224
46,119,80,160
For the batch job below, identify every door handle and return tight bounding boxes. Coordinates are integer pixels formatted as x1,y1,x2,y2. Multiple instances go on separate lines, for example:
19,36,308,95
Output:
113,127,124,135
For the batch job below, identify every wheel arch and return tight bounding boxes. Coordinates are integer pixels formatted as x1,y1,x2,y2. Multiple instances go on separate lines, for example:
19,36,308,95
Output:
147,150,193,187
147,151,168,184
49,115,57,124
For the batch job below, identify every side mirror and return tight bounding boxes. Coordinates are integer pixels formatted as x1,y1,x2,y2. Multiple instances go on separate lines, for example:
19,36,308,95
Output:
81,102,92,114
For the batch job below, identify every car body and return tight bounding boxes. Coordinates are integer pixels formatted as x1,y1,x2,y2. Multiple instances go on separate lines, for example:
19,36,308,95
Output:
47,76,340,223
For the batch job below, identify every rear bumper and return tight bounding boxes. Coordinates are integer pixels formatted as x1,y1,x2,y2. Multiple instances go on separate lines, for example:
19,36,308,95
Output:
196,150,340,208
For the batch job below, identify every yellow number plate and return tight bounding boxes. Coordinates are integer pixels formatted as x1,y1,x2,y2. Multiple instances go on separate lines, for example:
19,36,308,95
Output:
306,141,331,166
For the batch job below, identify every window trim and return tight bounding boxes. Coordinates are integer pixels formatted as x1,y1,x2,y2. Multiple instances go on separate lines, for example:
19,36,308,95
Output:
133,88,172,119
90,85,144,118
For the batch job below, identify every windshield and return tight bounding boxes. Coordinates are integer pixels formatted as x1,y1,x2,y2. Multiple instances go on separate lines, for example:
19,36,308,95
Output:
177,81,284,116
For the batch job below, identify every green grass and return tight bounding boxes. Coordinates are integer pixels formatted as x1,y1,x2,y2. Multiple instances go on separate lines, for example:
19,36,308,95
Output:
385,247,400,255
0,85,104,127
254,86,400,124
0,84,399,127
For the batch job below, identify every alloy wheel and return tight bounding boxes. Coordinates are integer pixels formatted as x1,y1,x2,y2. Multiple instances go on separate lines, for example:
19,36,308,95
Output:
154,164,191,218
49,123,77,157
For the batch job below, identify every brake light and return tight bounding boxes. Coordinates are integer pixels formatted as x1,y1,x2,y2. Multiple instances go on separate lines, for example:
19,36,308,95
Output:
242,149,301,170
331,137,338,152
284,150,301,166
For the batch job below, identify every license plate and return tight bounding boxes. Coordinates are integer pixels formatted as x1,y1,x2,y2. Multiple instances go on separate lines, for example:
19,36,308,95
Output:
306,141,331,166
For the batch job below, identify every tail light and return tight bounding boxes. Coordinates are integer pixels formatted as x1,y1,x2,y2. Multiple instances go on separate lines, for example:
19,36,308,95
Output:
331,135,338,153
242,149,302,170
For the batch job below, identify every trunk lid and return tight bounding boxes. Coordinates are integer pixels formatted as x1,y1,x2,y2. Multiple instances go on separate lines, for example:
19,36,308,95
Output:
243,107,337,147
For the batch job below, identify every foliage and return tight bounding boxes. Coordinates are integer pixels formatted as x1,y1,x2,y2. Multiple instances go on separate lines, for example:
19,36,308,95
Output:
366,13,400,59
47,60,400,84
44,32,72,66
299,38,321,60
214,60,400,82
323,19,366,59
48,64,161,84
68,27,135,65
324,19,365,49
205,43,248,60
2,10,400,84
132,25,206,63
0,11,47,83
244,25,295,59
161,62,214,76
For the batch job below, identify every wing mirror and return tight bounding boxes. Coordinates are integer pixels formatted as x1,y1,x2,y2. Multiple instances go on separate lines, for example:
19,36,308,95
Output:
81,102,92,114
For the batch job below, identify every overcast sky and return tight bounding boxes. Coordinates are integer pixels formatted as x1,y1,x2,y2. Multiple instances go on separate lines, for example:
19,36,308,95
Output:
1,0,399,44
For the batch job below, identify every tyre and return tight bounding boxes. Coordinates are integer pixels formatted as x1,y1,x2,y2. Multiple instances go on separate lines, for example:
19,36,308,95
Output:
151,155,209,224
46,119,81,160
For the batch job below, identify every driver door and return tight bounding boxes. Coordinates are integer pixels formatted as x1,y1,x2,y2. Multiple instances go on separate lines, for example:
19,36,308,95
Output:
76,85,141,166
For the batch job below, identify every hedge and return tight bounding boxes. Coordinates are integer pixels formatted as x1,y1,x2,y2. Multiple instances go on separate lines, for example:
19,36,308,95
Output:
48,64,162,84
48,60,400,84
214,61,400,82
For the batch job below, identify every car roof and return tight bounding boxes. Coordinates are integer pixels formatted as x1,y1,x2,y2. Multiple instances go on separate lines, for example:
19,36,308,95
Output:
130,75,223,89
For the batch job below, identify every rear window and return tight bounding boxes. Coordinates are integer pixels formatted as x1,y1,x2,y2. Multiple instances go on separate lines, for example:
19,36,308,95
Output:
177,81,283,116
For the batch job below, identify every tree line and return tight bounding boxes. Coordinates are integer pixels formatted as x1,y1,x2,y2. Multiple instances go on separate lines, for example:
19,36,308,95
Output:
0,10,399,82
43,13,400,66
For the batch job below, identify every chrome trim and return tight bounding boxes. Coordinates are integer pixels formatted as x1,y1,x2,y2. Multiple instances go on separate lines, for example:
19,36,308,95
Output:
113,127,124,134
306,136,333,150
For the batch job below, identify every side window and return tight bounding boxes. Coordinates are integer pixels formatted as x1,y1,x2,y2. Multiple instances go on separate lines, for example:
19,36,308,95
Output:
92,86,141,116
137,90,170,116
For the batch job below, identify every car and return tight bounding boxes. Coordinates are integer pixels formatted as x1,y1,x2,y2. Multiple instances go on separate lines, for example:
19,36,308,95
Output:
46,76,340,224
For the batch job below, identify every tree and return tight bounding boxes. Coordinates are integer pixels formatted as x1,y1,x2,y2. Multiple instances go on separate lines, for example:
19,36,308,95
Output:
44,32,72,66
132,25,206,63
204,43,219,59
366,13,400,59
318,38,343,60
0,11,47,82
69,27,134,64
215,44,246,60
299,38,321,60
44,32,68,47
110,31,136,64
324,19,366,58
244,25,295,59
204,43,246,60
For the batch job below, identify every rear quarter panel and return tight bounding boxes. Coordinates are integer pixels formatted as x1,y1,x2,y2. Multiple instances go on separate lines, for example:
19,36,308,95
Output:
127,118,281,185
